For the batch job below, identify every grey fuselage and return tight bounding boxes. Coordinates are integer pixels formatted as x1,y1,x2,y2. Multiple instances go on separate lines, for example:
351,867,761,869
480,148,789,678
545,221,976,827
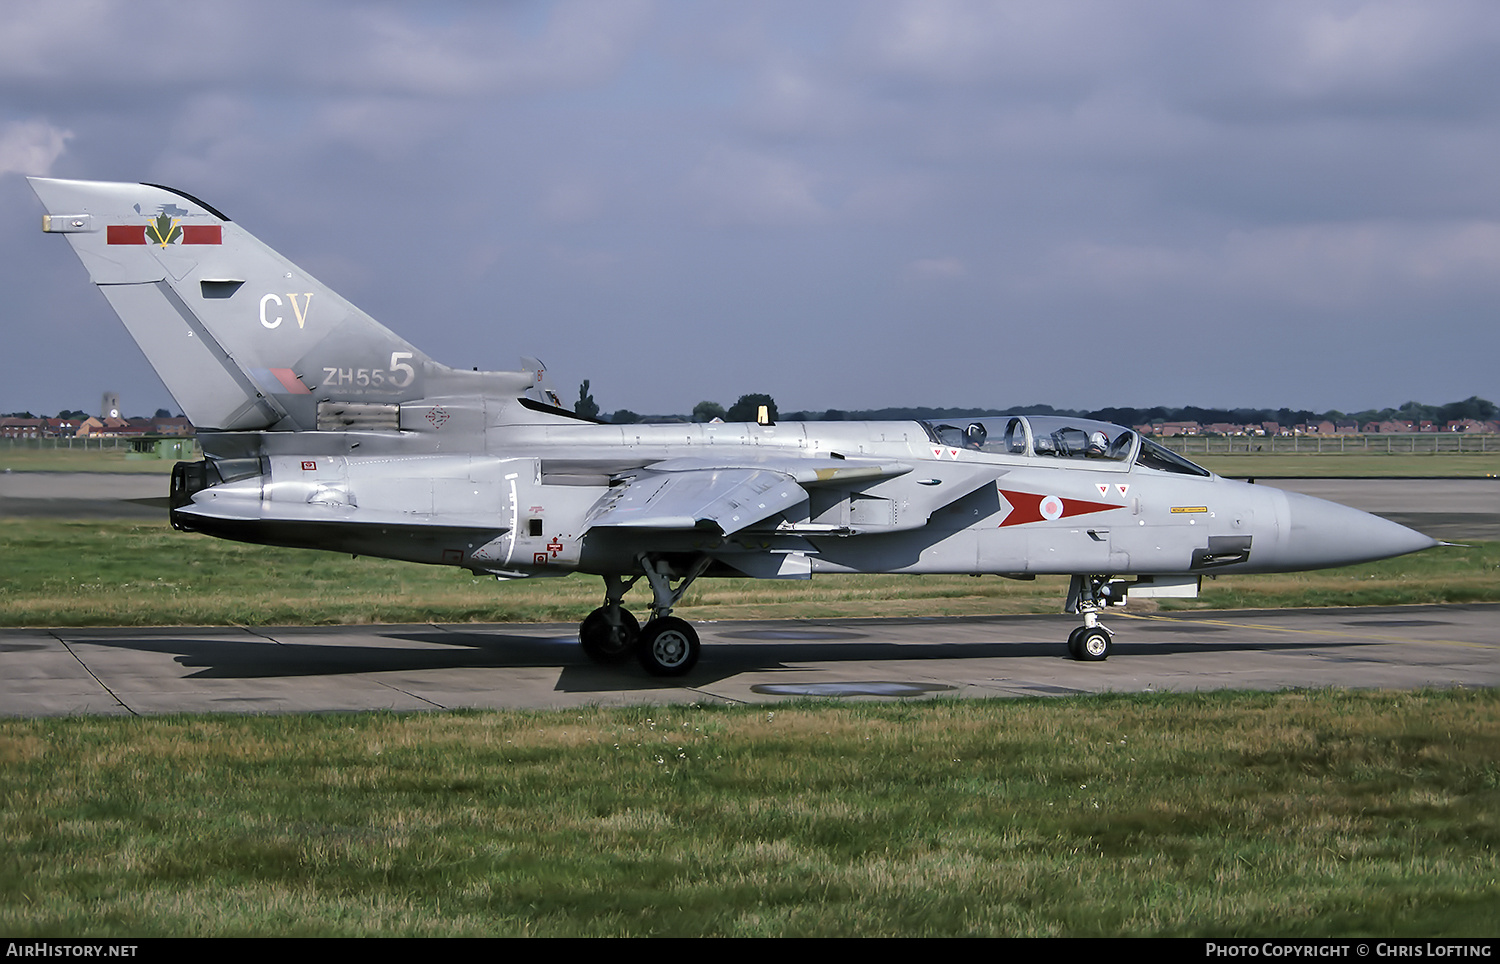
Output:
176,407,1432,585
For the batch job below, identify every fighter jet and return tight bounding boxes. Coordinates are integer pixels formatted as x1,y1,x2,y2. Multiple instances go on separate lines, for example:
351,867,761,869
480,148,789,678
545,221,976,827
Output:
29,178,1439,675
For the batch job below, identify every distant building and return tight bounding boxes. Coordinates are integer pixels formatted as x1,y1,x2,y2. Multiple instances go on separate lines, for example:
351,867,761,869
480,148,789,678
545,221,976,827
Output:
150,416,195,436
77,416,132,436
0,417,42,439
71,413,194,438
0,417,79,439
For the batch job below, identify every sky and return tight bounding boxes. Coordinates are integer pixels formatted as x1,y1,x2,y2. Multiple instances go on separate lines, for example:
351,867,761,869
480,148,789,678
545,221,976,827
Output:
2,0,1497,419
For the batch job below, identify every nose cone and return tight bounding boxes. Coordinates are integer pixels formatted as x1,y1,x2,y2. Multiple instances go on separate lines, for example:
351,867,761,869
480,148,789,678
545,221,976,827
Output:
1275,490,1437,570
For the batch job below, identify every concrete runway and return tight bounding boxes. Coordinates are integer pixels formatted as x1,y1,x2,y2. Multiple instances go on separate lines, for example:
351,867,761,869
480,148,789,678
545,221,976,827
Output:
0,470,169,519
3,605,1496,716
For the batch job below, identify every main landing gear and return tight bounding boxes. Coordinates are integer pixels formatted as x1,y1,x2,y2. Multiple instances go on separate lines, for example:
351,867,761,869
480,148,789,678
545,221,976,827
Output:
578,555,711,676
1065,574,1120,661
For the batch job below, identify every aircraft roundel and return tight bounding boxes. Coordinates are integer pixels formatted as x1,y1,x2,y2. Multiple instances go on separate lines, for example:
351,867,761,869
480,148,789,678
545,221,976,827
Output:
997,488,1121,527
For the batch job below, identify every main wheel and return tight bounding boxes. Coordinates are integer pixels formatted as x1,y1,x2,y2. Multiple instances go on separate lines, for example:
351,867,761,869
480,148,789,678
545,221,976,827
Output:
579,607,641,663
1075,627,1112,662
637,617,700,676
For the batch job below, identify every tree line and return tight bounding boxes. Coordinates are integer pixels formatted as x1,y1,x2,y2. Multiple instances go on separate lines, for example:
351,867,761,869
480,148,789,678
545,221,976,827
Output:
574,385,1497,428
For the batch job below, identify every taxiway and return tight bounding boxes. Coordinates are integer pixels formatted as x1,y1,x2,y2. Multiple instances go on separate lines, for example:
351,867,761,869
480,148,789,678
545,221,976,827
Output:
3,605,1495,716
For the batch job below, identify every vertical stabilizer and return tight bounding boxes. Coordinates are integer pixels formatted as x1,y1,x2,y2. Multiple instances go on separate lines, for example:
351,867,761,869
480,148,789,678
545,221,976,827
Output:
30,178,436,431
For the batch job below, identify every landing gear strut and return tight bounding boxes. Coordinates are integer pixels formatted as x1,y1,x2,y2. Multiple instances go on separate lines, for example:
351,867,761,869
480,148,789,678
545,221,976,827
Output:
577,555,711,676
1065,574,1118,661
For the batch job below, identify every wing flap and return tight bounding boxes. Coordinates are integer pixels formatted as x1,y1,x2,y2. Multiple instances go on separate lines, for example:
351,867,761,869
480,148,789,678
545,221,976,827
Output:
584,467,808,536
646,456,910,485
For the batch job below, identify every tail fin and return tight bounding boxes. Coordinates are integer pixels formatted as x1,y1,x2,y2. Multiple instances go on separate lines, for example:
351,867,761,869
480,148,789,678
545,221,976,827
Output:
30,178,437,431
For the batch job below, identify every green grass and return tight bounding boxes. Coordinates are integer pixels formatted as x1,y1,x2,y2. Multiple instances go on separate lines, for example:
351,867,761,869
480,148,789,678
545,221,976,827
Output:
1171,540,1500,610
1196,452,1500,478
1,690,1495,936
0,447,180,473
2,519,1496,627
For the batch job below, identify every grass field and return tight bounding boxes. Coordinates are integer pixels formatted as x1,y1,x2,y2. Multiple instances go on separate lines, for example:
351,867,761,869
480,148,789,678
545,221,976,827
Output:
0,446,179,474
1197,452,1500,478
2,518,1496,627
1,690,1495,937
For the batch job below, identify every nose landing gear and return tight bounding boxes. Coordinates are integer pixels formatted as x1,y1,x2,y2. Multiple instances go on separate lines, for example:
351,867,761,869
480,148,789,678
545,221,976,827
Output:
1065,574,1121,661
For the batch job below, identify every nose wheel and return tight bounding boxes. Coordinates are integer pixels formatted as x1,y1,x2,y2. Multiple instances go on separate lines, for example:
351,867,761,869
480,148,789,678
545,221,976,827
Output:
1066,574,1118,661
1067,624,1113,661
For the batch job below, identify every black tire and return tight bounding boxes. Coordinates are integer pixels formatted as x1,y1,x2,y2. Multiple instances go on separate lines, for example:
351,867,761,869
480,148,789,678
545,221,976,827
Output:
1067,626,1085,659
579,607,641,663
1075,627,1112,662
637,617,700,676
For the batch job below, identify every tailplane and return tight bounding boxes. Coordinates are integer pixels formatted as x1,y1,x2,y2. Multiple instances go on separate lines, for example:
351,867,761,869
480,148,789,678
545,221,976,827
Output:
30,177,447,431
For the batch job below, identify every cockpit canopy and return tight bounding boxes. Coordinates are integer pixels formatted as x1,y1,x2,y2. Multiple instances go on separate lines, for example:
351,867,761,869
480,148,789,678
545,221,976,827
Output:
921,415,1211,477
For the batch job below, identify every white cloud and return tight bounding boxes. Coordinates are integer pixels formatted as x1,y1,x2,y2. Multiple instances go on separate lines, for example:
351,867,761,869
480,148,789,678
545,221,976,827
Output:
1288,2,1480,93
0,120,72,177
685,146,829,225
0,0,652,98
859,0,1114,84
335,0,652,96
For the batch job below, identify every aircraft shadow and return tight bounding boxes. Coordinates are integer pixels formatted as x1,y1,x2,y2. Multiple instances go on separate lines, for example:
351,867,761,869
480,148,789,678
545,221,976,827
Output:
65,627,1382,694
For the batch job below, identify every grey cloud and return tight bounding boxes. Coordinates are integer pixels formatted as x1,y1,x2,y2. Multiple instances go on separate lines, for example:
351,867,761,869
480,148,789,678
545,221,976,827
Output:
0,0,653,97
3,0,1496,420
